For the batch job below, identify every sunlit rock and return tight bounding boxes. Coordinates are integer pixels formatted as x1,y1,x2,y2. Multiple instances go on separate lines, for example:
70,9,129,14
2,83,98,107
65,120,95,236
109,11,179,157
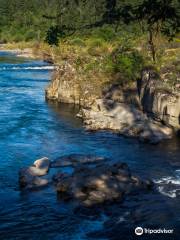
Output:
54,162,153,207
19,157,50,189
81,99,173,143
33,157,50,174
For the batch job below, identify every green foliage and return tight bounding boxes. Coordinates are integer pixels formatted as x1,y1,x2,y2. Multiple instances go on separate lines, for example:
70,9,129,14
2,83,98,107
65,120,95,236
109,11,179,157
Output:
69,38,86,47
0,0,178,89
91,27,117,41
106,48,145,84
0,0,178,46
0,0,57,42
24,30,37,41
88,38,105,48
45,26,65,45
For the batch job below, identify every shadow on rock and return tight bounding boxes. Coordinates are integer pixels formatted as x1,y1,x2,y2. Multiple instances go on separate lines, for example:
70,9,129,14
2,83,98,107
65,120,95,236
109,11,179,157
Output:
54,162,153,207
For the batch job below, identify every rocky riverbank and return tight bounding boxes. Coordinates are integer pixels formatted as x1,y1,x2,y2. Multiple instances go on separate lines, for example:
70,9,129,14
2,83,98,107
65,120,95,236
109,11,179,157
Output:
46,62,179,143
19,156,153,207
2,42,179,143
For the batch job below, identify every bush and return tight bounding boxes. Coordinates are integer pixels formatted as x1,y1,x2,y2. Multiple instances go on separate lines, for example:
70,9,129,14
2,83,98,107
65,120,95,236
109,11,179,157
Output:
45,26,65,45
105,48,145,84
69,38,86,47
88,45,109,56
24,30,36,41
92,27,117,41
12,33,25,42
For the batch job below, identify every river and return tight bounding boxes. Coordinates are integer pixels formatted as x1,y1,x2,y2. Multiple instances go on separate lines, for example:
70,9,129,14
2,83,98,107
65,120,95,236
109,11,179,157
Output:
0,51,179,239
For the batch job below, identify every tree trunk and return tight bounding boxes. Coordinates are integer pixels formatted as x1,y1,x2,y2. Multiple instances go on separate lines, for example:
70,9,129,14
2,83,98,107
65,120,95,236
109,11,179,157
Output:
148,28,156,62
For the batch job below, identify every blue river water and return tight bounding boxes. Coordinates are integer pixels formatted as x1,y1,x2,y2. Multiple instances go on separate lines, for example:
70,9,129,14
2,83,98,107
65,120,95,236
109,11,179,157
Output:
0,51,179,239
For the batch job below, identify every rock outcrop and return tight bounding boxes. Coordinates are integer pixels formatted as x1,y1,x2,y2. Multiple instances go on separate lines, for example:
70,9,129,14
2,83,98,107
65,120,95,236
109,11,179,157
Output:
19,155,153,207
81,99,173,143
46,63,179,143
138,67,180,129
54,162,153,207
45,63,97,106
46,63,81,104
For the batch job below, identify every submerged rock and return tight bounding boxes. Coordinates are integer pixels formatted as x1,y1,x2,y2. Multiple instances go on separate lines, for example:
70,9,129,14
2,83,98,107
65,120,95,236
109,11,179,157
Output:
19,170,49,189
18,155,153,206
54,162,153,207
51,154,106,168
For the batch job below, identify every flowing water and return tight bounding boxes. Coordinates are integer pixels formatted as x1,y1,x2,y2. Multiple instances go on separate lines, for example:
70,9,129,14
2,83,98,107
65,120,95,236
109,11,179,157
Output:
0,51,179,239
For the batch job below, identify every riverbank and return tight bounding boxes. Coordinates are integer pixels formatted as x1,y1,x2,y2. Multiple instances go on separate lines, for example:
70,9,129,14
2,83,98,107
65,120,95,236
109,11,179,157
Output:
45,36,179,143
0,43,37,59
1,39,179,143
0,43,54,63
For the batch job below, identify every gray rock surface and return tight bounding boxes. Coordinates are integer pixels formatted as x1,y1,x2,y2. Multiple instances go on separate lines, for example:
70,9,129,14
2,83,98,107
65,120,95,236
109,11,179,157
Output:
139,67,180,129
54,163,153,207
81,99,173,143
45,64,178,142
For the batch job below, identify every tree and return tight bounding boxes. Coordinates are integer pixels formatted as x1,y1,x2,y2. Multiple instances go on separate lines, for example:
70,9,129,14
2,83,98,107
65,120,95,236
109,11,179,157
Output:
135,0,180,62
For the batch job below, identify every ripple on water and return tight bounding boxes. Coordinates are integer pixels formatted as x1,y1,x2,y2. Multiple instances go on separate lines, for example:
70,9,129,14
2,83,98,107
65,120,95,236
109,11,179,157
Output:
154,170,180,198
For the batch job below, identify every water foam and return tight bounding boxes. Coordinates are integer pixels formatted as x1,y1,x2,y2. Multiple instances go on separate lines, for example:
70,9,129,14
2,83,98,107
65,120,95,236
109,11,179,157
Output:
154,173,180,198
0,66,56,70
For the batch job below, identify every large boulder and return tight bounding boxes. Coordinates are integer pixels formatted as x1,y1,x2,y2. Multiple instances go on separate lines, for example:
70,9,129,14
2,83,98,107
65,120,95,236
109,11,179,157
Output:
33,157,50,175
19,157,50,189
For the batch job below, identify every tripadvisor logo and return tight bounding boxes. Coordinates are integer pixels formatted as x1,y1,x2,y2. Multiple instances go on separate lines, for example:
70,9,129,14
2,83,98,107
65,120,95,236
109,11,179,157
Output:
135,227,143,235
135,227,174,235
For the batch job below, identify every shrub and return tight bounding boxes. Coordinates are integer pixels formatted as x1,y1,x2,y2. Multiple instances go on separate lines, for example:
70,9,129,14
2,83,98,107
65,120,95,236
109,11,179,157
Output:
92,27,117,41
106,48,145,85
24,30,36,41
88,45,109,56
69,38,86,47
45,26,65,45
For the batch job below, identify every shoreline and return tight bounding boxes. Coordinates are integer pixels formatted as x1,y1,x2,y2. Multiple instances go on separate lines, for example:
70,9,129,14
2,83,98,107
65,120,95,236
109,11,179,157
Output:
0,44,179,144
46,64,179,144
0,45,38,59
0,44,52,61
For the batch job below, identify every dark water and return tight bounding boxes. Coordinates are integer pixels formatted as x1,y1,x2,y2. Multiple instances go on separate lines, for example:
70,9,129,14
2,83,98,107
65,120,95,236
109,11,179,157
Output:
0,51,179,240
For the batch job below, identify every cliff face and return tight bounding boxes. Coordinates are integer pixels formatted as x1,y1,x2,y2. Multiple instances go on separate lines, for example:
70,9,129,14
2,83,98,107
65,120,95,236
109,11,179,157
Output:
46,63,81,105
139,67,180,129
46,62,101,107
46,62,179,142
